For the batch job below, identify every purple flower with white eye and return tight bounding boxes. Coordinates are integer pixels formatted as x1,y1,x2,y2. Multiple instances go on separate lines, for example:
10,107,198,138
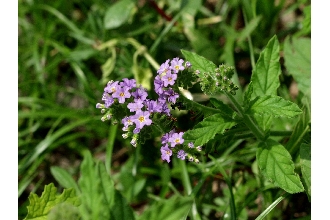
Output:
133,110,152,129
127,100,144,112
161,144,172,163
177,150,187,160
170,57,185,73
102,92,114,107
132,86,148,102
162,72,177,87
120,78,136,89
104,81,119,94
168,132,184,147
157,59,171,77
112,86,131,103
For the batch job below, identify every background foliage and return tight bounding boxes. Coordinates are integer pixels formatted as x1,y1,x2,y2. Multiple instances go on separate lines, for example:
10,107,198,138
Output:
18,0,311,219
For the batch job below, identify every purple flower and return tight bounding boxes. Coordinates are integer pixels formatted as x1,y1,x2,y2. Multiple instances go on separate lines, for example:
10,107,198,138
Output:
154,76,164,95
170,57,185,73
168,132,184,147
161,145,172,163
157,59,171,77
145,100,162,113
120,78,136,89
185,61,192,68
164,88,179,104
132,87,148,102
161,130,175,144
162,72,177,87
133,111,152,129
127,100,144,112
122,116,134,127
102,92,114,107
112,87,131,103
104,81,119,94
188,142,194,148
177,150,187,160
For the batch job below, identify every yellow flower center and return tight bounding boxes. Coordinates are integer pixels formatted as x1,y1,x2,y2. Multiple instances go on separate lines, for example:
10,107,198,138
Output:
120,92,125,97
138,116,145,122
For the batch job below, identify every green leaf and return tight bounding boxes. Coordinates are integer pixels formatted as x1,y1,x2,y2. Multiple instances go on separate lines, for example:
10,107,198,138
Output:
138,195,193,220
209,98,237,119
250,35,281,98
283,37,311,98
183,113,237,146
247,95,302,118
110,190,136,220
285,102,311,156
237,15,262,43
257,139,304,194
300,143,311,201
78,151,104,220
50,166,80,195
24,183,80,220
181,49,217,73
104,0,135,29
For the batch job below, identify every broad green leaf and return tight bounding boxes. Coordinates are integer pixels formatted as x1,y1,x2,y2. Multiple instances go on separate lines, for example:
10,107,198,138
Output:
48,203,81,220
110,190,136,220
104,0,135,29
137,195,193,220
50,166,80,195
78,151,104,220
24,183,80,220
183,113,237,146
283,37,311,98
286,102,311,156
181,49,217,74
257,139,304,194
247,95,302,118
300,143,311,201
98,162,115,209
250,35,281,98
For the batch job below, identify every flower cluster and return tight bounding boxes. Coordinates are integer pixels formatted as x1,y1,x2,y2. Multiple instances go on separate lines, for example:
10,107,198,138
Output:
160,130,201,163
96,57,200,163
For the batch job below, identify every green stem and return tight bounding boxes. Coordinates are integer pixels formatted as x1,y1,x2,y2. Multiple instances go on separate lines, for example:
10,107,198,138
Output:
255,192,289,220
242,7,256,70
225,92,265,141
179,160,200,220
105,124,118,174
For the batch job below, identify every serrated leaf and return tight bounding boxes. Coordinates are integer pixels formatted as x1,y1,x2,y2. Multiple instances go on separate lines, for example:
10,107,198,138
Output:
250,35,281,98
24,183,80,220
300,143,311,201
183,113,237,146
137,195,193,220
181,49,217,73
104,0,135,29
247,95,302,118
257,139,304,194
283,37,311,97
